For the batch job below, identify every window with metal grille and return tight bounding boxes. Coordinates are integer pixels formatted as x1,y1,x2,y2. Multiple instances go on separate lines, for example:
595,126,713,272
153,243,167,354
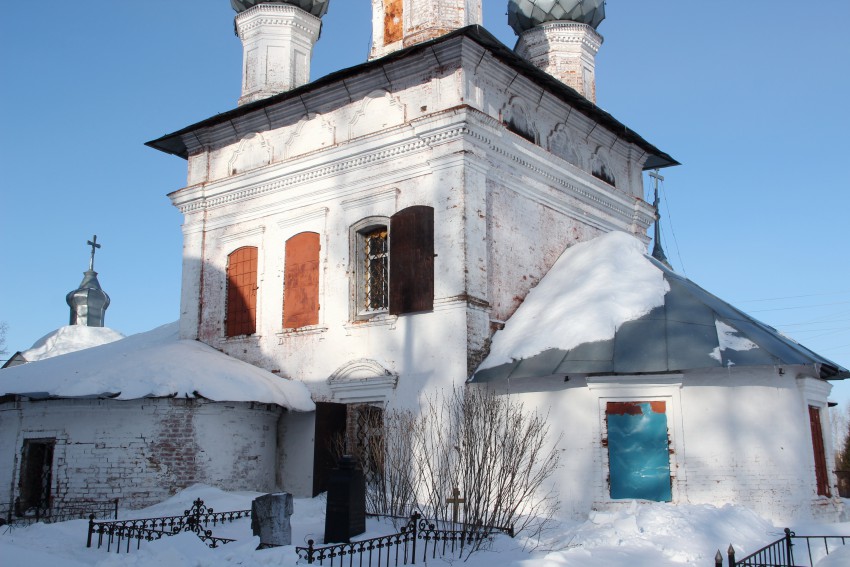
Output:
226,246,258,337
363,227,389,312
352,206,434,319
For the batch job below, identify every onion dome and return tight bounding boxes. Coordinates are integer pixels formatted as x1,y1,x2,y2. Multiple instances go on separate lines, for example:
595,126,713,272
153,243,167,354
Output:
65,236,110,327
508,0,606,35
230,0,329,18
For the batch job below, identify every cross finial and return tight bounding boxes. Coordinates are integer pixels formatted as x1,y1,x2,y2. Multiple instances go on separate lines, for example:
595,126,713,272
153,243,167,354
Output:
649,170,671,268
87,235,101,271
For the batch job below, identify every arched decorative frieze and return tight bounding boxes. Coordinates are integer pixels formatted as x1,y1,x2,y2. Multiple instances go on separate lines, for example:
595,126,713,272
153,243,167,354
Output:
328,359,398,403
547,123,581,168
284,113,335,159
348,90,406,140
501,96,537,144
227,132,273,176
591,146,617,187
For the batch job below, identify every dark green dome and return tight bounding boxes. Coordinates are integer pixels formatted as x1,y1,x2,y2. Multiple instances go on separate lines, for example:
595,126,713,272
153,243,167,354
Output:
231,0,329,18
508,0,606,35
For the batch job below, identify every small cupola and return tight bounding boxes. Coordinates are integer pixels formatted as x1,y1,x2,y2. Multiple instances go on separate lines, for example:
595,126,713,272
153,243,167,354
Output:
369,0,482,60
66,235,110,327
232,0,329,105
510,0,605,103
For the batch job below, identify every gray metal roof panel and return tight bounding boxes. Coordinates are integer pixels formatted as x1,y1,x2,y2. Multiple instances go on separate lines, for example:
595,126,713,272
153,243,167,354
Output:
470,253,849,382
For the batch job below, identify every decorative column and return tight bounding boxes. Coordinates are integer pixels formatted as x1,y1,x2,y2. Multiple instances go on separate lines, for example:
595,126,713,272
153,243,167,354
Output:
235,3,323,105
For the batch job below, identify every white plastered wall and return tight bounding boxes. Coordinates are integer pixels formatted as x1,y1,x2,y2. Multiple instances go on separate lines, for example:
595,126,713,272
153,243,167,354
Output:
493,366,843,523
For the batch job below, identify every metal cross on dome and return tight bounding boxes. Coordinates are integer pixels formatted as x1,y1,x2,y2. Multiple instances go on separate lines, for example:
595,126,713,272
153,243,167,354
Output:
87,235,101,271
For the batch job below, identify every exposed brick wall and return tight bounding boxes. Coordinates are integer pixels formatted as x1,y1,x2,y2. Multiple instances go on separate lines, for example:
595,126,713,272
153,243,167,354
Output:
0,398,283,510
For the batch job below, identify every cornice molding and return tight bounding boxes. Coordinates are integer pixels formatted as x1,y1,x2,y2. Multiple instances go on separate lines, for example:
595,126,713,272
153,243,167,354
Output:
340,188,399,211
218,225,266,245
276,206,329,230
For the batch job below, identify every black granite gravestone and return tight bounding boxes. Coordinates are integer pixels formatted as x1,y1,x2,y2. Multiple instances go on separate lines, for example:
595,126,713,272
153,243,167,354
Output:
323,455,366,543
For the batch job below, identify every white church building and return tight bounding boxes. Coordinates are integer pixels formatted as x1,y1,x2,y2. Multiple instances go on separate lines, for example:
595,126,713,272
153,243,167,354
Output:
2,0,847,525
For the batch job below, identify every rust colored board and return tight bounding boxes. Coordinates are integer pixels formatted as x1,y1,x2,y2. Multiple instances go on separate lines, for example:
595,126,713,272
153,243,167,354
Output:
384,0,403,43
226,246,258,337
606,401,666,416
283,232,320,329
809,406,831,497
389,206,434,315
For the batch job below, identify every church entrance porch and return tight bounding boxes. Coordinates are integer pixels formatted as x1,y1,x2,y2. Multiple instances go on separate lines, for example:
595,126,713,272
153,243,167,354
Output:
312,402,384,497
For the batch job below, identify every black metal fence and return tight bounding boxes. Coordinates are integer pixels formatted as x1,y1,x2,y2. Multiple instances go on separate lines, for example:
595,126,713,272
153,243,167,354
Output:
715,528,849,567
86,498,250,553
296,512,514,566
0,498,118,528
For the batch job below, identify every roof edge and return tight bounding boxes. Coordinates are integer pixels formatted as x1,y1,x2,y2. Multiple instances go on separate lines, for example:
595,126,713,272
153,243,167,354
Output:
145,25,677,168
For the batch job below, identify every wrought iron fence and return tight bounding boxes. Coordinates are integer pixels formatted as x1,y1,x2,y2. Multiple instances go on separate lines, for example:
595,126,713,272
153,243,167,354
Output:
295,512,514,566
0,498,118,528
86,498,250,553
715,528,849,567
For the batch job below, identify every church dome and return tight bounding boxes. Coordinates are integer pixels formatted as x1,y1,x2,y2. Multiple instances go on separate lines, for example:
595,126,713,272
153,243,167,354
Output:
508,0,606,35
230,0,329,18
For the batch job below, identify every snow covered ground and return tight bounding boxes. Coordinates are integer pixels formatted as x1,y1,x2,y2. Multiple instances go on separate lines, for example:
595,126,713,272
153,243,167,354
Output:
2,485,848,566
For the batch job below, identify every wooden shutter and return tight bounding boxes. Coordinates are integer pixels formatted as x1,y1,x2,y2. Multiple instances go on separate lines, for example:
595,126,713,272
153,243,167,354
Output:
389,206,434,315
809,406,831,497
226,246,257,337
283,232,320,329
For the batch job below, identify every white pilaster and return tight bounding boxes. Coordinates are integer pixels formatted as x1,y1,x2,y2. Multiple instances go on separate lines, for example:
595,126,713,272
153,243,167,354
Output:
235,4,322,105
515,21,602,103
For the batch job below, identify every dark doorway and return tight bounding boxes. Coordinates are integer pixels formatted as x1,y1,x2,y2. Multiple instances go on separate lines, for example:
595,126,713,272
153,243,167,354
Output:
313,402,348,496
17,439,55,516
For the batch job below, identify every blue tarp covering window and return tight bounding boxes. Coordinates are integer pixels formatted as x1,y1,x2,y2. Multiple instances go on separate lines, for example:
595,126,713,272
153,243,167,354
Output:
606,401,672,501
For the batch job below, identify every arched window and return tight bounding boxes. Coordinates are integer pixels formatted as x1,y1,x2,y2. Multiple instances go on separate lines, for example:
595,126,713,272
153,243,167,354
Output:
354,221,390,314
283,232,320,329
352,206,434,318
226,246,258,337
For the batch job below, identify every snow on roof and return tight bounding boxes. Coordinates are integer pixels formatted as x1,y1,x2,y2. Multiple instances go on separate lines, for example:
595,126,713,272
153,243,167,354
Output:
0,322,315,411
21,325,125,362
479,231,669,371
474,231,849,382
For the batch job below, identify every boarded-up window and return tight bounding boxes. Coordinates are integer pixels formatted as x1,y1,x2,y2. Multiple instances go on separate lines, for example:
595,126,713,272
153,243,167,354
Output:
384,0,403,43
389,206,434,315
226,246,258,337
606,401,672,501
809,406,831,497
283,232,320,329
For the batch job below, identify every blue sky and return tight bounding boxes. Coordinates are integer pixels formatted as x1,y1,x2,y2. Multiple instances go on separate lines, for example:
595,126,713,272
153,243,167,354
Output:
2,1,849,404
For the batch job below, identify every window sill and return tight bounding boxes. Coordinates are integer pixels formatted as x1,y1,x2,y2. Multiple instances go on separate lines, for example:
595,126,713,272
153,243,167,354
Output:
345,313,397,332
222,334,259,344
276,325,328,339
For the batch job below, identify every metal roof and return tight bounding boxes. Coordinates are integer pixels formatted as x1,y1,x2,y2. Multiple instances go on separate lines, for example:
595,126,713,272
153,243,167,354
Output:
145,25,677,170
508,0,606,34
472,257,850,383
